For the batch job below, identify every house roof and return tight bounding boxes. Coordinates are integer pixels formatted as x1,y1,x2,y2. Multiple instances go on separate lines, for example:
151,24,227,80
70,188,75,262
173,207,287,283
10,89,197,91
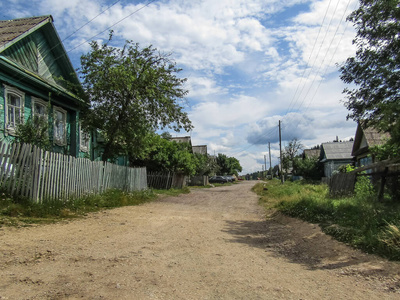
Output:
170,136,192,144
192,145,207,155
321,141,354,161
352,123,390,156
303,149,320,159
0,16,51,49
0,15,83,103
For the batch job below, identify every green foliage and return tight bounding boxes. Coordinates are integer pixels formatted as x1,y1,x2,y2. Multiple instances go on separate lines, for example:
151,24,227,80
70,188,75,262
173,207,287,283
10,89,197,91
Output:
255,180,400,260
370,142,400,161
340,0,400,145
194,153,219,176
216,153,242,176
0,189,165,226
354,176,375,202
132,134,197,175
79,34,193,162
282,138,303,174
293,157,323,180
379,222,400,259
15,116,51,150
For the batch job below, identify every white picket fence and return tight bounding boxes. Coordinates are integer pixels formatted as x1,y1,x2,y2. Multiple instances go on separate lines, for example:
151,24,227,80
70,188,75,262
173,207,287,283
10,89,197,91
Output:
0,141,147,202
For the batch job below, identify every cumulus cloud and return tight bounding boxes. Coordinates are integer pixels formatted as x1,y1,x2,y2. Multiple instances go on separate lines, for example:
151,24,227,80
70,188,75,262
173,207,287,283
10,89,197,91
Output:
1,0,361,174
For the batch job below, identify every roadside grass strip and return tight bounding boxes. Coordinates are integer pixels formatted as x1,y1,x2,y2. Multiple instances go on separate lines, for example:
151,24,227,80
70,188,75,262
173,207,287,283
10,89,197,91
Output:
253,179,400,260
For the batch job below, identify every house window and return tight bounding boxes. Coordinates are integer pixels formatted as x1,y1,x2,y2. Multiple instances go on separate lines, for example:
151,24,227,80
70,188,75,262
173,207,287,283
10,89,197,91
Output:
32,97,48,122
53,106,67,146
4,85,24,134
79,123,90,152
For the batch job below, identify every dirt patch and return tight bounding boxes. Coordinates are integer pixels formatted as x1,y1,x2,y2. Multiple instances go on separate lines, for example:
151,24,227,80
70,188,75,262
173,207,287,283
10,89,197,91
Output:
0,181,399,299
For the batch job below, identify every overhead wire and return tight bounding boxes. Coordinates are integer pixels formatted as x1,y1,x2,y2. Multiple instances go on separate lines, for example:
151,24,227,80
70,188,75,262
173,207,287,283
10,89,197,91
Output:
61,0,122,43
235,0,355,164
284,0,333,115
280,0,354,138
66,0,157,54
4,0,157,91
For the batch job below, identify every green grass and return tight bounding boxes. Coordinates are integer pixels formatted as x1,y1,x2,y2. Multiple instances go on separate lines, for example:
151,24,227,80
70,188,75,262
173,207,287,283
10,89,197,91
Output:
0,187,189,227
254,179,400,260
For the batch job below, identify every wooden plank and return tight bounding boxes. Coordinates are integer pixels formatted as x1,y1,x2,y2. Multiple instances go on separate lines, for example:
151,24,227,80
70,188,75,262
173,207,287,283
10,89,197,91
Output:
0,142,10,188
31,146,42,202
20,144,32,198
14,143,28,196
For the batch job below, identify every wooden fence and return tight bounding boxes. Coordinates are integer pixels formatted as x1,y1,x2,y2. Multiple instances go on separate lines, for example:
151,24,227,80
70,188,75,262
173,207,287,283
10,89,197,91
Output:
147,172,187,190
0,141,147,202
329,159,400,201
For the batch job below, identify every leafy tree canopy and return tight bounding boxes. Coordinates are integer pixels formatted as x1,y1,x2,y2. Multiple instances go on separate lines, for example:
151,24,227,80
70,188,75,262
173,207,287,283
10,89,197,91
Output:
79,34,193,161
282,138,303,174
340,0,400,143
216,153,242,176
132,133,197,175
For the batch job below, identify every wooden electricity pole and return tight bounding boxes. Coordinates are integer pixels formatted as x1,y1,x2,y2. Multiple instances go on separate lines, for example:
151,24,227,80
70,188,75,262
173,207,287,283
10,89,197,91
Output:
279,120,284,184
268,142,272,178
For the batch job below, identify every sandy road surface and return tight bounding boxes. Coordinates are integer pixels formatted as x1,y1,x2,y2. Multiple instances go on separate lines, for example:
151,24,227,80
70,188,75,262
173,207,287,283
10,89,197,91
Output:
0,181,399,299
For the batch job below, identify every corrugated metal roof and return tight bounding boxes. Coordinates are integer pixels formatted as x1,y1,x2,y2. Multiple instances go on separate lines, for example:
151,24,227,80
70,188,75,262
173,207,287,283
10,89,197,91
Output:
321,141,354,160
0,16,51,49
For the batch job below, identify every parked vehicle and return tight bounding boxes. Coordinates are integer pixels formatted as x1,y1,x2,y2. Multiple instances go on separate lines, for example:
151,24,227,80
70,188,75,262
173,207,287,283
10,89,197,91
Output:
224,176,235,182
209,176,229,184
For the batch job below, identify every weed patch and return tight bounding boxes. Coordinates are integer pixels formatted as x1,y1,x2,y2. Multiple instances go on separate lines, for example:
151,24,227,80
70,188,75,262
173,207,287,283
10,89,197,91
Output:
254,180,400,260
0,187,189,227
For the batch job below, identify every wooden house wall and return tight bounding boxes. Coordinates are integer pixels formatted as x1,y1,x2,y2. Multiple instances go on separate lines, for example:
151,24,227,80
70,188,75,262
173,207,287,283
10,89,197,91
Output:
0,83,88,158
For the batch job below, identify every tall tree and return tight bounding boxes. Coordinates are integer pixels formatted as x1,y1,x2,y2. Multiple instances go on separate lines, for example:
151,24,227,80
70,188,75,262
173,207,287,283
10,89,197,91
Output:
216,153,242,176
282,138,303,174
132,134,197,175
340,0,400,143
79,35,193,161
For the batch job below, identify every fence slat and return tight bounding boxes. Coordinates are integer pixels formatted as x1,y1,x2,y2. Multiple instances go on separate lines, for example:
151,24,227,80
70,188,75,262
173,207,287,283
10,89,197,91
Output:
0,141,148,202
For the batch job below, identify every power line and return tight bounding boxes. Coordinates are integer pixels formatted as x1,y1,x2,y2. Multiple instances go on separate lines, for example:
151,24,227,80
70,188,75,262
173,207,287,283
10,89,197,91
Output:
285,0,333,115
279,0,355,138
237,0,354,164
66,0,157,54
61,0,122,43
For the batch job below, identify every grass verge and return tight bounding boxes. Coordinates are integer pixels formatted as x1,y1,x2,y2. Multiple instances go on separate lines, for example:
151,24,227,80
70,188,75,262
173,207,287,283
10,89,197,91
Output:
0,187,189,227
253,179,400,260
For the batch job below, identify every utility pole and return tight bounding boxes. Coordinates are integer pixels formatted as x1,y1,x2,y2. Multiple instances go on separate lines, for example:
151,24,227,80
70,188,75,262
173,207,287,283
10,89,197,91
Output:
264,155,267,178
268,142,272,178
279,120,284,184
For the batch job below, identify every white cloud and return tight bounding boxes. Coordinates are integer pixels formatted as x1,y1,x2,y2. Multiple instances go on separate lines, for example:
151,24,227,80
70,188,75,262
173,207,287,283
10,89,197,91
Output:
1,0,361,174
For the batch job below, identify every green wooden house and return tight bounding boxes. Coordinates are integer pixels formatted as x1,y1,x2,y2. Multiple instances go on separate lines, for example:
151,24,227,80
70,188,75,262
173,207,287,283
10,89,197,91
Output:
0,15,89,157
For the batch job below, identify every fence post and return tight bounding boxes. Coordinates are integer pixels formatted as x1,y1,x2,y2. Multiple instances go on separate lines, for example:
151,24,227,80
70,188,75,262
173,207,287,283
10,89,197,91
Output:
377,167,388,202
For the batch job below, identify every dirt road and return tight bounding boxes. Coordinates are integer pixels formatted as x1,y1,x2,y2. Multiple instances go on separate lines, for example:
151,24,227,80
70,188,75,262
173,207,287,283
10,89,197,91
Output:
0,181,399,299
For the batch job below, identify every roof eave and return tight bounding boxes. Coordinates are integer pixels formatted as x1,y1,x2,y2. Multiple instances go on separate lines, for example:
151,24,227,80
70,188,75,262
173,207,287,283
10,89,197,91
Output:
0,16,52,53
0,55,85,105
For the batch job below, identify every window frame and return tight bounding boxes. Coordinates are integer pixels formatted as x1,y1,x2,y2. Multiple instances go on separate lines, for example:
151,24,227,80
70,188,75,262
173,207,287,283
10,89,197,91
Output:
53,106,67,146
31,97,48,123
79,122,90,152
4,85,25,135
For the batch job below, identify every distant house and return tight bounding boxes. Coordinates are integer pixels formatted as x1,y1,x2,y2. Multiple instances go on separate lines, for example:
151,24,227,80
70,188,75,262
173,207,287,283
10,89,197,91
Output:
0,15,88,157
192,145,207,156
170,136,192,144
302,149,320,159
170,136,193,153
352,123,390,167
320,141,354,177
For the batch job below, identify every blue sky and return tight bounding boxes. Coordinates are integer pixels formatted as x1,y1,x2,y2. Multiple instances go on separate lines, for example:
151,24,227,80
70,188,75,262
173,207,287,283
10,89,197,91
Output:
1,0,359,174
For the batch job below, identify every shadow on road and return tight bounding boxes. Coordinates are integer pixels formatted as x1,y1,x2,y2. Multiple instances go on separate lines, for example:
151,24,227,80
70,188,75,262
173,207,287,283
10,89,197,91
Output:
222,213,395,276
